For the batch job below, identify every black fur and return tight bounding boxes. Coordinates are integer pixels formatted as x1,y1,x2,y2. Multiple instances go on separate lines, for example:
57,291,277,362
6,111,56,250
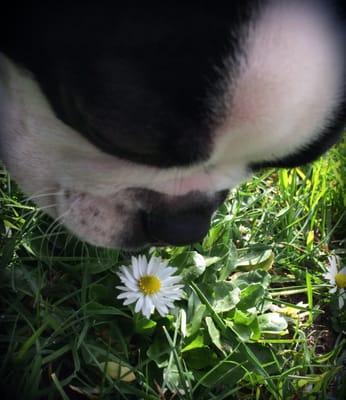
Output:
0,2,258,167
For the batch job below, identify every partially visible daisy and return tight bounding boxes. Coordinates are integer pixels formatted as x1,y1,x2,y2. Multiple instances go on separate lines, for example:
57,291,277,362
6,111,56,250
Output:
323,255,346,309
116,255,184,318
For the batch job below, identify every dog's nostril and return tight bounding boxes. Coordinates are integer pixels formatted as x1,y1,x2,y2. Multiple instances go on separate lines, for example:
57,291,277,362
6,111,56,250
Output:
145,211,211,246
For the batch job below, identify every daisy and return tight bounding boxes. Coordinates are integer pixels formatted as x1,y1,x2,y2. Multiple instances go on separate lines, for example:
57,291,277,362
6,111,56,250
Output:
323,255,346,309
116,255,184,318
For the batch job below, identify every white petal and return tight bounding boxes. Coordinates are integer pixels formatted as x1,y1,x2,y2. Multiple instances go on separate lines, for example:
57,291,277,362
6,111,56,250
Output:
160,289,183,298
118,291,140,299
156,302,169,317
155,296,174,308
116,285,130,291
142,296,154,317
147,256,162,275
123,296,139,305
327,257,338,276
135,295,144,313
131,259,141,280
118,279,139,292
161,284,184,292
329,286,338,294
338,295,344,309
339,267,346,275
161,276,182,285
157,267,177,279
120,267,137,284
138,255,148,276
323,272,333,280
131,256,138,266
117,291,136,299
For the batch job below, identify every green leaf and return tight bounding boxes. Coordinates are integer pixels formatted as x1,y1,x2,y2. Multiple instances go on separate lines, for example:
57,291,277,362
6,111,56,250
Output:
0,237,16,269
180,251,206,281
147,334,171,368
218,241,238,280
233,308,257,326
203,223,224,248
237,283,265,311
187,304,206,336
226,320,252,341
204,256,222,268
134,316,157,335
183,348,218,370
205,317,223,352
212,282,241,313
182,334,205,353
163,360,194,393
258,313,288,334
232,270,271,290
226,316,261,342
89,281,117,304
194,361,245,388
235,249,274,272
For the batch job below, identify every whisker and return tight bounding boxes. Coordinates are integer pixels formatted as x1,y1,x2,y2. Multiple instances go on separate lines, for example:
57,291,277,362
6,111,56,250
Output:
25,189,63,203
20,203,57,220
39,206,73,257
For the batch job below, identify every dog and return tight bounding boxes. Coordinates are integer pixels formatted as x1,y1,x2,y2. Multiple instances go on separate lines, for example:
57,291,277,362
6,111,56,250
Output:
0,2,345,250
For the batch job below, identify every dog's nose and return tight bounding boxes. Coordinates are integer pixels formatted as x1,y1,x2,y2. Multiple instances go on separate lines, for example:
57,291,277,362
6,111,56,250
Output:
145,209,211,246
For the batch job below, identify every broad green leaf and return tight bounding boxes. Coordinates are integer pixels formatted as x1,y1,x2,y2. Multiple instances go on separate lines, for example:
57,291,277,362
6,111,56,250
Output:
233,308,257,326
188,304,206,336
212,282,241,313
204,256,221,268
163,361,194,393
232,270,271,290
205,317,223,352
226,320,252,341
192,251,207,269
218,241,238,280
182,334,204,353
89,281,117,304
258,313,288,334
134,317,157,335
147,334,171,368
180,251,206,281
235,249,274,272
183,348,218,370
203,223,224,248
194,361,245,388
0,237,16,269
237,284,265,311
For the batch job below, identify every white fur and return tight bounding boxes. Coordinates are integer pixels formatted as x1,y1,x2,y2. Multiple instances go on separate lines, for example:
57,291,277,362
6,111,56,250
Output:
212,2,343,165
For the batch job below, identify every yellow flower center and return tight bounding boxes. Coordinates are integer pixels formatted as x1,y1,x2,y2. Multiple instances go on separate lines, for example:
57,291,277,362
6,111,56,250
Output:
138,275,161,295
335,273,346,289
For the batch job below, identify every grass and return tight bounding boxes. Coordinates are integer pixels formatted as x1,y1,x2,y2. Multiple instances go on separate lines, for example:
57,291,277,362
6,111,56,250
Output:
0,137,345,400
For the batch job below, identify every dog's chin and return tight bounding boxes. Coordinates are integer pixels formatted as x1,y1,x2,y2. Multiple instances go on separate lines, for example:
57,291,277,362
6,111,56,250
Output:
51,188,146,249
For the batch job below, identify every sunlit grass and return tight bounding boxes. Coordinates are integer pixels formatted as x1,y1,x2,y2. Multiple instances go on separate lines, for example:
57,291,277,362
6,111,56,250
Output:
0,137,345,400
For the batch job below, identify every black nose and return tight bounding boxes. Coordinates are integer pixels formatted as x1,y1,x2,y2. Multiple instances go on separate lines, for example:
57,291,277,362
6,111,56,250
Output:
146,209,212,246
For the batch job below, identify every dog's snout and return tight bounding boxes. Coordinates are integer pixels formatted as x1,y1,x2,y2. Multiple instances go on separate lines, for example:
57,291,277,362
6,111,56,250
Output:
145,209,212,246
